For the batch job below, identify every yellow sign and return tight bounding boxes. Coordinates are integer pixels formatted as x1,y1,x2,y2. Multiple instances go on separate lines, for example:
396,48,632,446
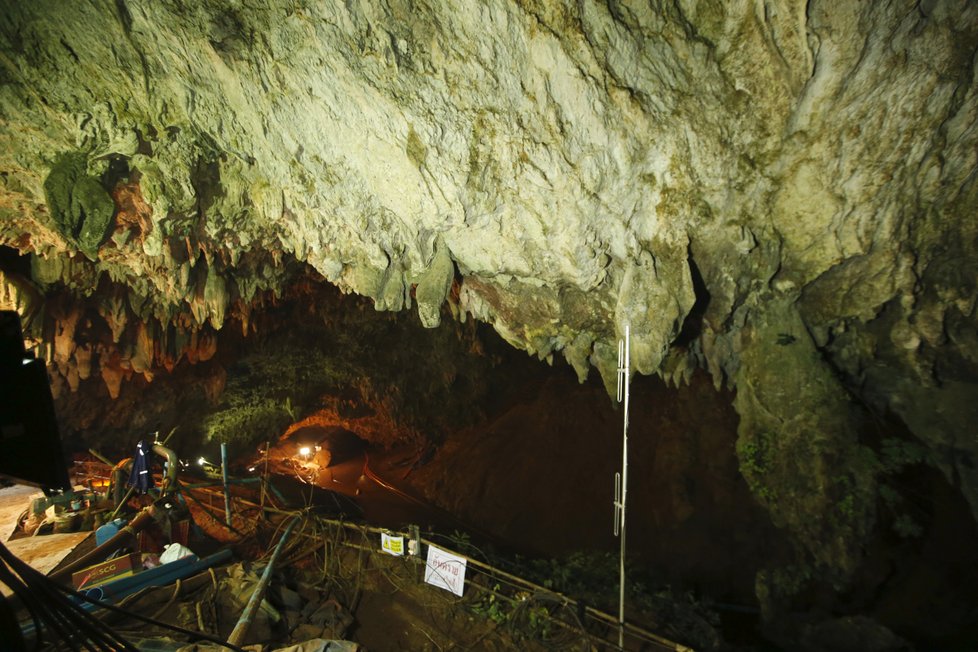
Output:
381,532,404,556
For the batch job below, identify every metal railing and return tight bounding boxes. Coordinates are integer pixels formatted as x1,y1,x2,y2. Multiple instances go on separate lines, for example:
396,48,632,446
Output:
268,511,694,652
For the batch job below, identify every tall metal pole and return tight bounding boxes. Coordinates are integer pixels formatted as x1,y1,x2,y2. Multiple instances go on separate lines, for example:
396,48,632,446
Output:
221,441,232,526
613,324,631,650
260,440,270,509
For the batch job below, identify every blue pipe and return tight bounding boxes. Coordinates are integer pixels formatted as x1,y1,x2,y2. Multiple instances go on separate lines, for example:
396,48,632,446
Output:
221,442,232,526
21,549,234,639
84,549,233,603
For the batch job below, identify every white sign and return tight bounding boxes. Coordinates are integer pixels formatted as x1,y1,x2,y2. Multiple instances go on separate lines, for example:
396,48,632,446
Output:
381,532,404,556
424,544,467,597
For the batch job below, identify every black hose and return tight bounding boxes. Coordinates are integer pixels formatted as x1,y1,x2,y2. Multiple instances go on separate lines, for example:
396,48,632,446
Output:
0,542,136,652
2,557,117,651
1,534,244,652
32,568,127,652
54,583,249,652
1,533,243,652
0,561,44,652
0,547,81,651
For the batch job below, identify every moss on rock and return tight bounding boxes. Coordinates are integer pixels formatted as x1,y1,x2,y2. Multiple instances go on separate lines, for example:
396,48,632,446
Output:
42,152,116,259
73,175,117,258
43,153,87,237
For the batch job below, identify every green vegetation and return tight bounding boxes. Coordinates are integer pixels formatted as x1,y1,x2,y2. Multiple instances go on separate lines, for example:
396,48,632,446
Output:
878,437,930,472
201,398,294,446
757,563,813,605
525,551,622,603
892,513,923,539
749,428,934,614
470,583,509,625
201,337,354,447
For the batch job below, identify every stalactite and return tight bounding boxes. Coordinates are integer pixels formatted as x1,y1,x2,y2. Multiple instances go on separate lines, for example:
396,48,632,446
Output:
74,342,93,381
51,305,81,380
99,289,128,343
99,349,126,399
129,320,154,374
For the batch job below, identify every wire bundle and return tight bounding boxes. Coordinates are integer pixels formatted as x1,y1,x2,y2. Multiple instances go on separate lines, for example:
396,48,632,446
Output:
0,541,137,651
0,541,246,652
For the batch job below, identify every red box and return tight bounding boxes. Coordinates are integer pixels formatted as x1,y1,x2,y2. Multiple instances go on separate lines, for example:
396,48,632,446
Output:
71,553,142,589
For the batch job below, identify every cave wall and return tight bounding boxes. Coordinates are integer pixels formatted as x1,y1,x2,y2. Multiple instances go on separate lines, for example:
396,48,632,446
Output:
1,0,977,599
411,369,778,602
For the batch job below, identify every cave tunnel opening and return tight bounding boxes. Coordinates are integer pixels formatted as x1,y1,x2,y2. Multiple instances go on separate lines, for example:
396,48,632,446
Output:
0,244,31,278
856,457,978,650
37,273,781,590
284,425,368,468
5,264,978,649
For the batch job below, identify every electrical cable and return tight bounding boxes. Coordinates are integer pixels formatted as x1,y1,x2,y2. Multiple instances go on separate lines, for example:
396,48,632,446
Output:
0,561,45,651
1,546,87,651
31,559,127,652
1,539,248,652
54,583,249,652
0,542,134,651
9,546,137,652
282,512,610,651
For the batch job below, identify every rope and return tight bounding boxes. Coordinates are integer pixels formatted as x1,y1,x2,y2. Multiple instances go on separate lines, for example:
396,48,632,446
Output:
147,578,182,621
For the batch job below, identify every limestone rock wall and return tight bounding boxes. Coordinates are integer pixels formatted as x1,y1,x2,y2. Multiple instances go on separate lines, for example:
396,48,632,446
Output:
1,0,976,593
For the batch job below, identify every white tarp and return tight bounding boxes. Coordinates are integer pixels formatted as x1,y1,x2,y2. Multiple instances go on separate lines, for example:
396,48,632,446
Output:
380,532,404,556
423,544,467,597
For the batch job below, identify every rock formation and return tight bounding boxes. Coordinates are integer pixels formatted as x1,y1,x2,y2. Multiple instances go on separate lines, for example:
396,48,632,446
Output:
1,0,976,617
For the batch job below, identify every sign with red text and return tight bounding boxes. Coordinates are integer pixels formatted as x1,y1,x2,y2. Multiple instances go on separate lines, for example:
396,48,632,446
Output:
424,544,467,597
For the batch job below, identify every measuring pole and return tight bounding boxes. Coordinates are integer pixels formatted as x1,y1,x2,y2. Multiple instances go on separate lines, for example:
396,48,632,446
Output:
613,324,631,650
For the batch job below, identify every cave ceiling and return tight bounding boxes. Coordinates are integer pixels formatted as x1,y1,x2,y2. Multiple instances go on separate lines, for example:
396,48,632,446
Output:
0,0,977,584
